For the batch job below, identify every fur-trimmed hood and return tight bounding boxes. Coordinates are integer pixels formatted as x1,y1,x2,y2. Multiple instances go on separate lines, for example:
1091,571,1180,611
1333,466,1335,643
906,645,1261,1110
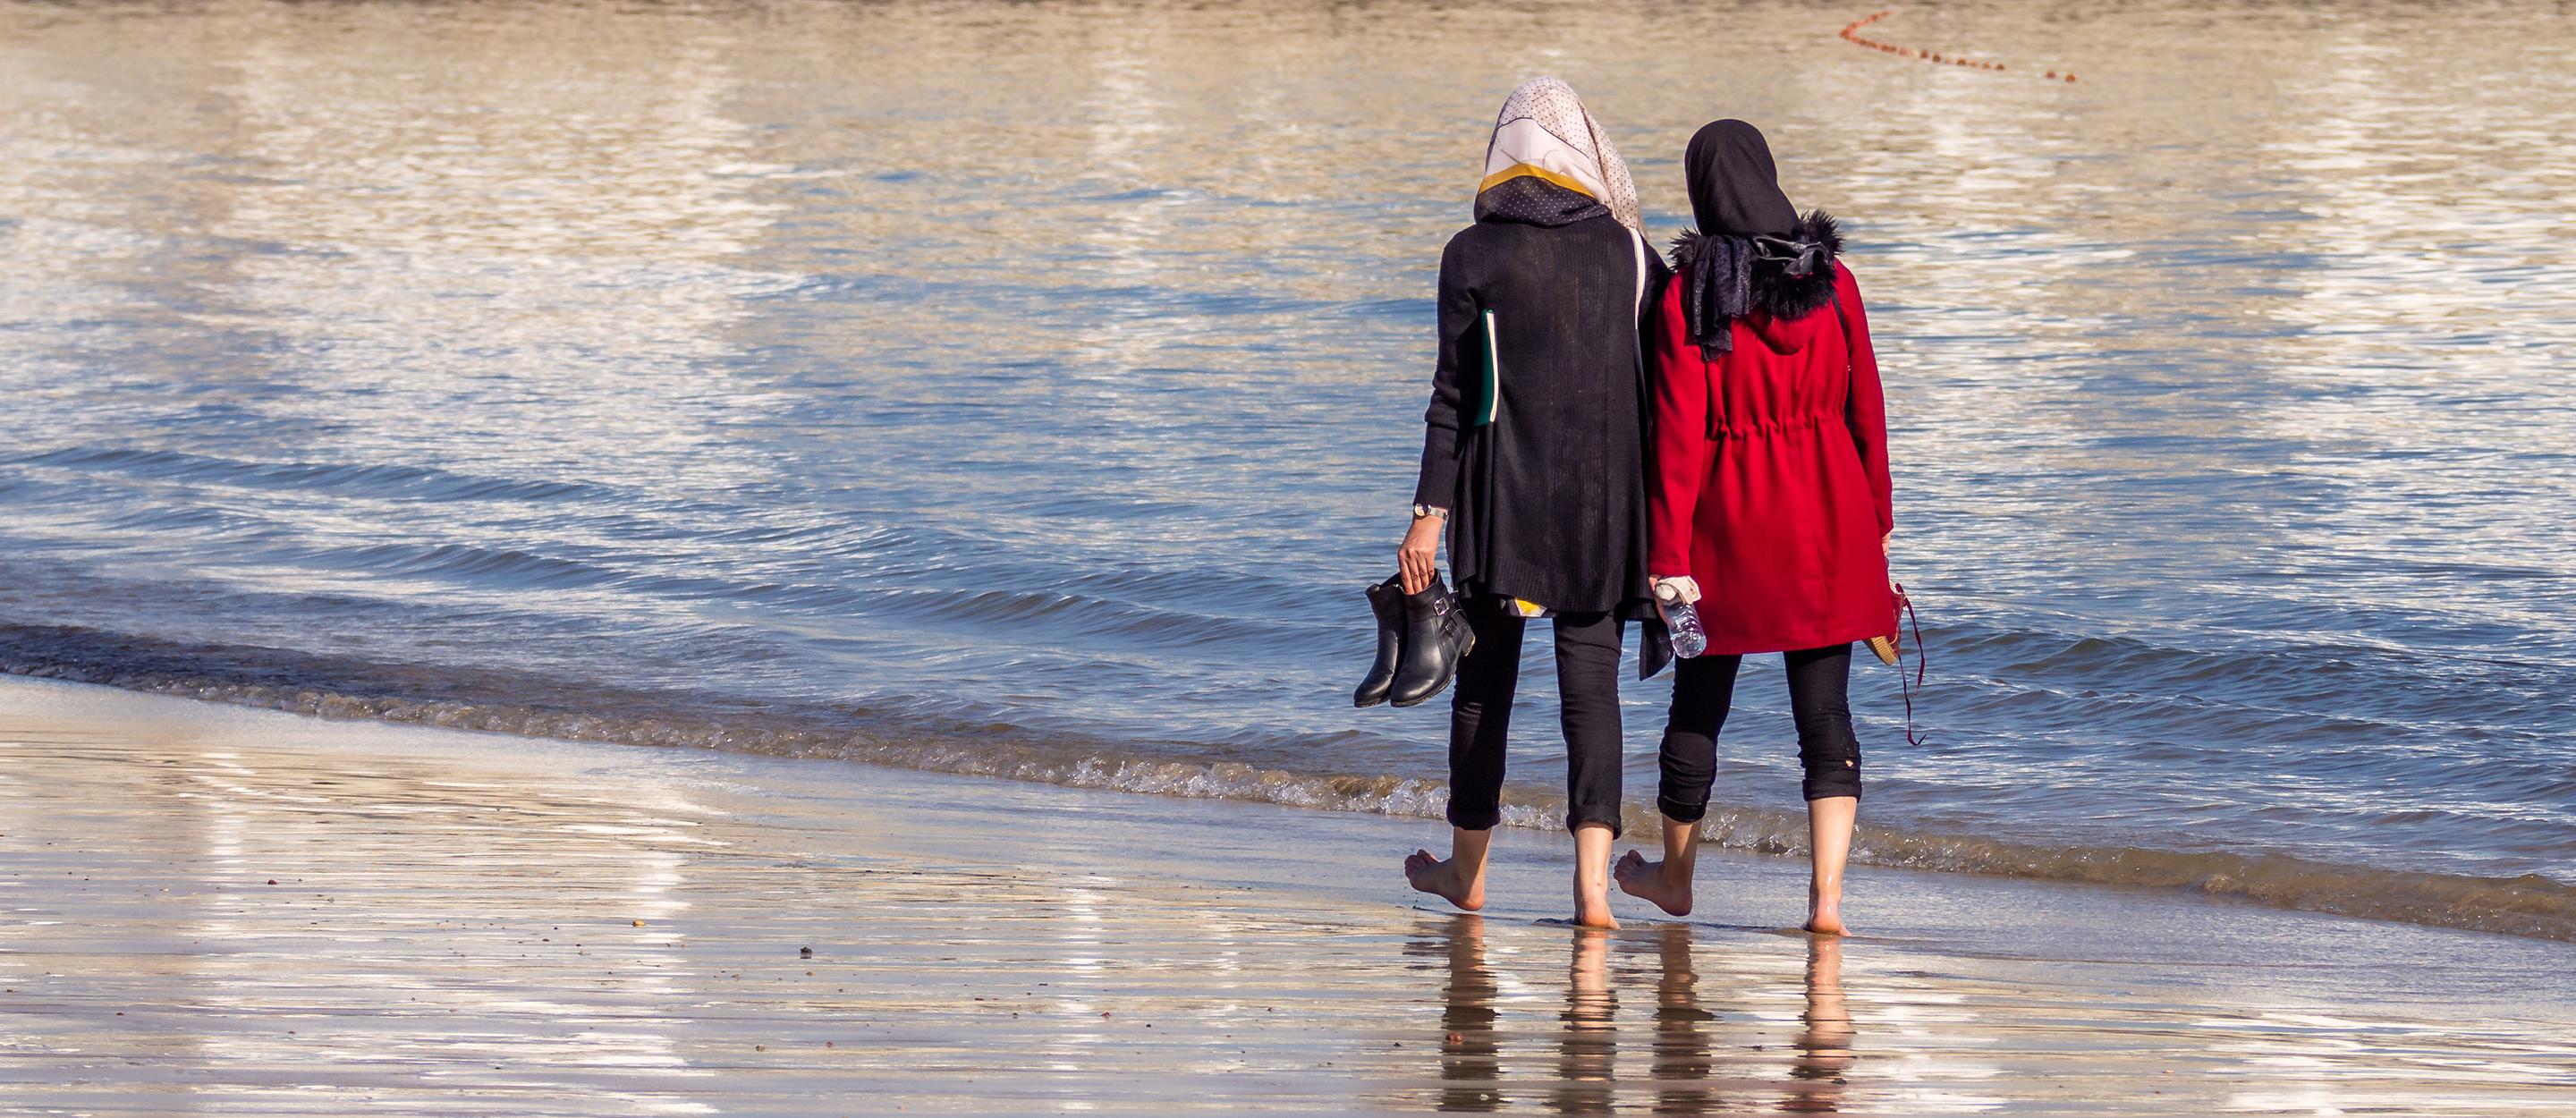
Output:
1668,210,1843,322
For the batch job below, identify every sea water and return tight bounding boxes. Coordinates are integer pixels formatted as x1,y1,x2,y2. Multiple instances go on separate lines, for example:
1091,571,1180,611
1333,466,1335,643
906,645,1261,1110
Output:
3,0,2571,939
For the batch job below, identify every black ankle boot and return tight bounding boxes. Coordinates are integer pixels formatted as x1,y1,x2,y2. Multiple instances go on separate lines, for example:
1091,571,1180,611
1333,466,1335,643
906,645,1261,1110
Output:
1353,575,1406,707
1391,574,1475,707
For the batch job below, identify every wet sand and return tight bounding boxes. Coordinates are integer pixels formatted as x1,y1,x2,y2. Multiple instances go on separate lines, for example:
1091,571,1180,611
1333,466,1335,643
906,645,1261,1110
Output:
4,674,2572,1115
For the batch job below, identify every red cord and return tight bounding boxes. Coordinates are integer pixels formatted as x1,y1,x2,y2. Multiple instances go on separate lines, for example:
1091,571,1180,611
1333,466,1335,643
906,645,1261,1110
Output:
1893,582,1929,747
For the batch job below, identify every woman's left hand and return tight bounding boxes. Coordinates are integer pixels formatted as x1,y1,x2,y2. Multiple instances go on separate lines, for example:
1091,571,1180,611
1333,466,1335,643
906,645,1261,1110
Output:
1399,515,1444,595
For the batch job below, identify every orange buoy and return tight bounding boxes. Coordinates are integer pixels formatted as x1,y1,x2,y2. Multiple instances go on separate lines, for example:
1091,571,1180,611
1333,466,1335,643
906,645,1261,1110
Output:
1838,8,2052,83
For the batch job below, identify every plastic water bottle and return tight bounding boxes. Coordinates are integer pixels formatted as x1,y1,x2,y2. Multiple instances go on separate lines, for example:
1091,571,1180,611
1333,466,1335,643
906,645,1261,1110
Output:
1657,584,1707,659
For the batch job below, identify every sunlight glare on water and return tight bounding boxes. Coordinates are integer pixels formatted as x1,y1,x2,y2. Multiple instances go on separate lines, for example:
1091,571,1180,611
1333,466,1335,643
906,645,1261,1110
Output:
2,0,2572,936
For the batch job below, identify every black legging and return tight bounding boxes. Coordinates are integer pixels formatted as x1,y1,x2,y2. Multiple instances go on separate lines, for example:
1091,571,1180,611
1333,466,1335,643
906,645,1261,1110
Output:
1445,595,1626,837
1657,644,1862,822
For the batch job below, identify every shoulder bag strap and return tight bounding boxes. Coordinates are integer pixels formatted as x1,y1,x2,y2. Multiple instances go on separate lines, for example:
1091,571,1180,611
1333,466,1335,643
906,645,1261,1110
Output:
1631,229,1650,323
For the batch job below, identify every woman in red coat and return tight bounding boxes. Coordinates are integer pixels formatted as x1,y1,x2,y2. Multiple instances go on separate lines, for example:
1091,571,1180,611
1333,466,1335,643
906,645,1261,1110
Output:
1613,121,1894,936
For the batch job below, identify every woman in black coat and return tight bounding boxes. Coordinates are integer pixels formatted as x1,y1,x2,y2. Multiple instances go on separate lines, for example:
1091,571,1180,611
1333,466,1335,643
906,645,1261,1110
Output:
1398,77,1661,928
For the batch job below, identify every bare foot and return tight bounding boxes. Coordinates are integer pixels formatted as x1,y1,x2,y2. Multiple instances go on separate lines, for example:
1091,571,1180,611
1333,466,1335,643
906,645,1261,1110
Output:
1569,823,1619,929
1572,892,1620,929
1405,849,1486,911
1612,849,1694,917
1805,881,1850,936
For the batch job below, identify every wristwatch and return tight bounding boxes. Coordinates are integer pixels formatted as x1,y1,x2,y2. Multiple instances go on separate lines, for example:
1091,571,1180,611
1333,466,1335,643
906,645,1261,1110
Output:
1412,504,1449,521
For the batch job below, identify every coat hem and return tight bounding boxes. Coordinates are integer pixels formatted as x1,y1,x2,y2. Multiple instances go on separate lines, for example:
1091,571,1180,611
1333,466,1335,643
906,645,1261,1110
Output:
1695,621,1885,658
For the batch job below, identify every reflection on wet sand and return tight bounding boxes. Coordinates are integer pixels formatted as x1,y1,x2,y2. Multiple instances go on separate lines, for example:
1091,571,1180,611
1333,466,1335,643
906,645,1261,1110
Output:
1434,916,1503,1112
8,741,722,1114
12,679,2576,1116
1423,920,1863,1114
1555,929,1618,1114
1786,936,1853,1114
1651,924,1716,1114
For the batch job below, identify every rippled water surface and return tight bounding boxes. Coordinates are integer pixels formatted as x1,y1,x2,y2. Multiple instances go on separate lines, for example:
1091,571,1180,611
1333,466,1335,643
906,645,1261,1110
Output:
4,1,2572,936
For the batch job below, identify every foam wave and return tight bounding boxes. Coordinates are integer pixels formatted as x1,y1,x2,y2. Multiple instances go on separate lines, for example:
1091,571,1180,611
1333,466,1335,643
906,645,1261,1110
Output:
4,622,2572,943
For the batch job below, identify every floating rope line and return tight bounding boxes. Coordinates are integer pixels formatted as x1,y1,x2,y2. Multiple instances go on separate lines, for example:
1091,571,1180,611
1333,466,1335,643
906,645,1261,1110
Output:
1839,9,2077,81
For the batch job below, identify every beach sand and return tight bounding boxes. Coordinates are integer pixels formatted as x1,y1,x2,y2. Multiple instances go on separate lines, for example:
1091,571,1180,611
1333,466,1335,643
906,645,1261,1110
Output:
4,674,2572,1115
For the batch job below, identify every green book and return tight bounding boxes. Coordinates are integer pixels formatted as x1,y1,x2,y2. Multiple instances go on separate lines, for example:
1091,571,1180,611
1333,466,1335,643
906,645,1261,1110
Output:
1473,308,1499,427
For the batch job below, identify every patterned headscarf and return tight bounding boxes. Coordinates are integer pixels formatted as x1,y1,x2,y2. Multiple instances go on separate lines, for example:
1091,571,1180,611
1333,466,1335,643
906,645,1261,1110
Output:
1473,78,1644,237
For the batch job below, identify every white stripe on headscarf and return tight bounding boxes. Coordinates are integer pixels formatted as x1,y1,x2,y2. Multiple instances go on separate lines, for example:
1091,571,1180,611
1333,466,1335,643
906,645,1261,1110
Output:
1482,77,1644,238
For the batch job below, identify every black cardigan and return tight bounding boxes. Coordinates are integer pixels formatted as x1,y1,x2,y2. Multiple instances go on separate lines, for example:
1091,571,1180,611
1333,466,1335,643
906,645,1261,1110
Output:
1412,213,1661,616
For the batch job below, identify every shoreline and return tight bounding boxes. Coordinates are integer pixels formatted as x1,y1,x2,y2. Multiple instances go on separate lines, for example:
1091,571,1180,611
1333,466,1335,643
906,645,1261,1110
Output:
4,673,2574,1114
4,623,2573,944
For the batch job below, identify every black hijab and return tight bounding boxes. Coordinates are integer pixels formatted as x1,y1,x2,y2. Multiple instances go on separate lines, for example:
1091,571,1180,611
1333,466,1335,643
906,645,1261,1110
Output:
1686,120,1797,237
1672,120,1837,360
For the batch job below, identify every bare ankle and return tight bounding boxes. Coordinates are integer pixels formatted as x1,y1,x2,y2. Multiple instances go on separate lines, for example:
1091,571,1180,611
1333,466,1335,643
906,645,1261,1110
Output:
1406,845,1487,911
1614,850,1695,917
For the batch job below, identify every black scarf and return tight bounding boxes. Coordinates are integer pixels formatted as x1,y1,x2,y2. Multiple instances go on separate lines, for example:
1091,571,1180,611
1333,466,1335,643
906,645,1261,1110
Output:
1672,120,1839,360
1474,175,1609,228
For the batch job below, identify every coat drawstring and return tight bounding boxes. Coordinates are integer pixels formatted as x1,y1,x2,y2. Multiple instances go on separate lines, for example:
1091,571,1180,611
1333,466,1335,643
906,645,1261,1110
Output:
1892,581,1929,747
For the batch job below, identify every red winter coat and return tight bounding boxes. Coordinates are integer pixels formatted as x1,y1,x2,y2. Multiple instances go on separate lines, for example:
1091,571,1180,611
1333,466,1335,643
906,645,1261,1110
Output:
1648,259,1894,656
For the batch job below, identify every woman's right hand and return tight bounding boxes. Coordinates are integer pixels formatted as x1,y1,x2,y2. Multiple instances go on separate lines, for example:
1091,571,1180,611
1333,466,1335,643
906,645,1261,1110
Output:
1652,575,1701,606
1399,515,1444,594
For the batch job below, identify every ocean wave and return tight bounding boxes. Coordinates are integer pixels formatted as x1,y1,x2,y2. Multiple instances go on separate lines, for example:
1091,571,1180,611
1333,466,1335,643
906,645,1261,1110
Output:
4,621,2572,944
12,446,610,504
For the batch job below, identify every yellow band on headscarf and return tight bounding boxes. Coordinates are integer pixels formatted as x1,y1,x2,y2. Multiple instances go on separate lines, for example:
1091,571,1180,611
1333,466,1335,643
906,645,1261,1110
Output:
1477,162,1598,199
